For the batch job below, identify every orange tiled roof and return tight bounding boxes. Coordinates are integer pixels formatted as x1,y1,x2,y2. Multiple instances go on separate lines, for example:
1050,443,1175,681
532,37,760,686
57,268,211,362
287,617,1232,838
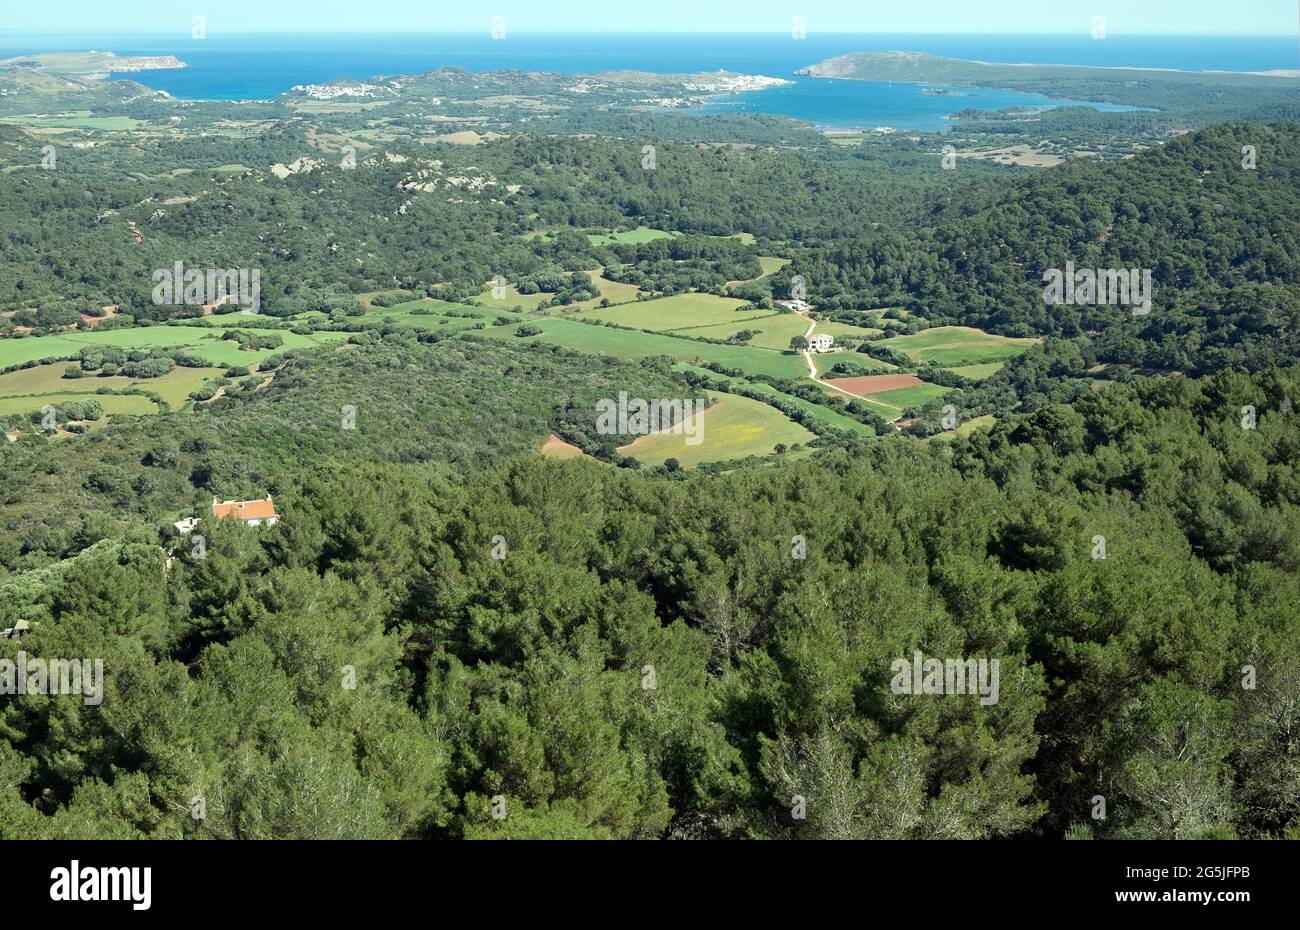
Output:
212,497,278,522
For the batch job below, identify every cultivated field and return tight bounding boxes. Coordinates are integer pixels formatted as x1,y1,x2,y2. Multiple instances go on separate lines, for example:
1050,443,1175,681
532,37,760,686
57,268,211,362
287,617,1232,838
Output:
825,374,925,396
823,372,951,413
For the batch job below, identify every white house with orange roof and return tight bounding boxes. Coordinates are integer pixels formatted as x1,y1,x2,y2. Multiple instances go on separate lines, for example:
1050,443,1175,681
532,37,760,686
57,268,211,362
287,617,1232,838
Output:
212,495,280,527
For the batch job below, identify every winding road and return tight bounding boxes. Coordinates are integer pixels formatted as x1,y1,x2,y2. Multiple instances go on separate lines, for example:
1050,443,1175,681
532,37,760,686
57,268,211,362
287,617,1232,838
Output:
794,307,905,424
795,308,858,399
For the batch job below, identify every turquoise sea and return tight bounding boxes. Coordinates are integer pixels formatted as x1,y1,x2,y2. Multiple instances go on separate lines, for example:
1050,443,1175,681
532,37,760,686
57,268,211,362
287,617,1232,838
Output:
1,32,1295,130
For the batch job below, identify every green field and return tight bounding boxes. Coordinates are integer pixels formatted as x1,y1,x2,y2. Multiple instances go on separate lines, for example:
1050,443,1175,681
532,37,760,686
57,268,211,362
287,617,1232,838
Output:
944,362,1006,380
882,327,1038,367
680,315,880,353
617,390,814,468
474,284,554,311
868,383,954,409
681,315,803,350
751,383,875,435
0,363,224,408
371,312,494,333
820,320,885,342
369,298,495,317
356,289,415,309
0,323,350,369
675,364,874,437
579,292,762,330
0,392,158,418
569,276,643,312
0,114,145,131
748,382,880,434
587,227,679,246
927,414,998,442
728,255,790,284
919,346,1032,368
345,299,504,335
577,295,880,353
822,356,897,375
474,274,642,313
143,366,229,406
476,316,810,379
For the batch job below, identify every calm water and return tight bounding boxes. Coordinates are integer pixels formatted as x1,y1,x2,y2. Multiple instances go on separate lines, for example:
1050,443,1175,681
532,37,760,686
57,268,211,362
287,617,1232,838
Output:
1,32,1295,129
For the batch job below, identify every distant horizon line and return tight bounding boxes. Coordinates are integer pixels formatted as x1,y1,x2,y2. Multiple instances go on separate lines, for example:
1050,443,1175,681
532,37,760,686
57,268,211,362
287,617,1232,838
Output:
0,30,1295,38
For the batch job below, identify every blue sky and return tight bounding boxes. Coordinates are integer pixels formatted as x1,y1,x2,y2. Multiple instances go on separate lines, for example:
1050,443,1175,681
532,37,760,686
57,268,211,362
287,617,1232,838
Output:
2,0,1297,35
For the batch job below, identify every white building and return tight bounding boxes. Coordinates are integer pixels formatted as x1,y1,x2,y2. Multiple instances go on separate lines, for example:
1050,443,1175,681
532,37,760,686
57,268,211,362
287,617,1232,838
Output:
809,334,835,354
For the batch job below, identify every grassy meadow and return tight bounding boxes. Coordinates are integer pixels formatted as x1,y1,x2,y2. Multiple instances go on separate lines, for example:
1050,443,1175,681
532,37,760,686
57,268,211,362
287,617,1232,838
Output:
882,326,1038,367
586,227,679,246
0,392,158,418
0,362,224,409
867,383,954,409
0,322,350,369
617,390,814,467
944,362,1007,380
577,292,759,330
